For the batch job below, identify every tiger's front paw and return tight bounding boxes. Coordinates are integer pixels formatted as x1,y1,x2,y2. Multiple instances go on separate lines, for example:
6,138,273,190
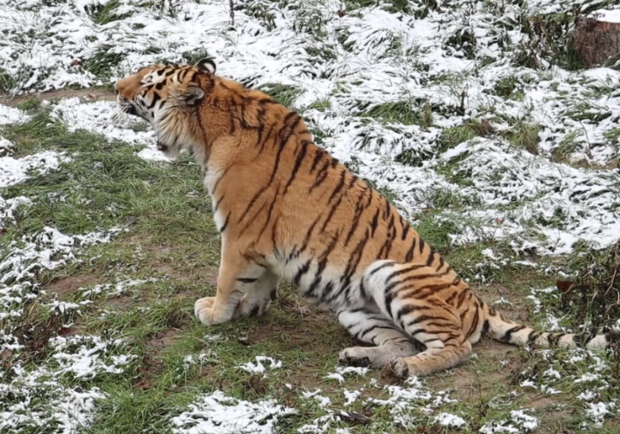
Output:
194,297,226,326
338,347,373,368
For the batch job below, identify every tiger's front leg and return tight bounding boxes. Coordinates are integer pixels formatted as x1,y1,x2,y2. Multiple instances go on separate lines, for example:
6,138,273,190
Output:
194,243,269,325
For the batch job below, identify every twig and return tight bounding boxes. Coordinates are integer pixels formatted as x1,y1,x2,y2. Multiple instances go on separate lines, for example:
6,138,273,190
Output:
229,0,235,27
579,120,594,160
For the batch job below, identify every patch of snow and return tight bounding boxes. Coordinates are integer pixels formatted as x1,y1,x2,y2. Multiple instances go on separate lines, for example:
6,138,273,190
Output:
0,196,32,230
480,410,539,433
0,334,134,433
49,97,163,162
0,149,71,188
238,356,283,374
0,104,30,125
433,412,466,428
343,389,361,407
592,9,620,23
324,365,369,383
302,389,332,409
78,278,155,298
584,402,615,429
170,390,296,434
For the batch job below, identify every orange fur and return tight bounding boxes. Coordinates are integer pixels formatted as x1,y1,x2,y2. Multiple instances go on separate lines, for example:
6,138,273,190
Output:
115,60,616,377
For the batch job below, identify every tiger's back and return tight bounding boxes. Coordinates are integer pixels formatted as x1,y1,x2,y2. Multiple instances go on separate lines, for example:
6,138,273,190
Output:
115,59,616,377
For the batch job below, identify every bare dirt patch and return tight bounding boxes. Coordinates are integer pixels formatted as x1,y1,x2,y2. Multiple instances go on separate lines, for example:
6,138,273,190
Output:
45,271,101,299
146,328,181,352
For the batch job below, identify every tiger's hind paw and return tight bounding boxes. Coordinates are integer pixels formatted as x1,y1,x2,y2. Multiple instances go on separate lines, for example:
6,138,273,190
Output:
388,358,421,378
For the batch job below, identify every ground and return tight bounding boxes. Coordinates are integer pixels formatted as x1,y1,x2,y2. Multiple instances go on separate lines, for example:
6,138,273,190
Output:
1,0,620,433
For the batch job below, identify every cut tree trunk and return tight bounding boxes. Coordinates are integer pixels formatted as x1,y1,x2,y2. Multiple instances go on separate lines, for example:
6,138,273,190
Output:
570,10,620,68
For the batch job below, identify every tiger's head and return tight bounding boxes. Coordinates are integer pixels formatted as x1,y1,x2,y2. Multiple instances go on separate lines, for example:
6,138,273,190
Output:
115,59,217,159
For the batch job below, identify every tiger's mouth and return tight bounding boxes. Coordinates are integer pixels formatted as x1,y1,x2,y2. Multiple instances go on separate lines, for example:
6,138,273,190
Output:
118,100,138,117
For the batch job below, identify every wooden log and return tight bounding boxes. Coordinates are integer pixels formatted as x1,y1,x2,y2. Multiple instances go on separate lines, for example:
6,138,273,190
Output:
570,10,620,68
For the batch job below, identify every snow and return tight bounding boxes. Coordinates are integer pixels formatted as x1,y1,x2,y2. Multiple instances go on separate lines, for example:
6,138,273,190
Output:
0,149,71,188
479,410,540,433
238,356,283,374
0,0,618,254
1,0,619,431
324,365,369,383
49,97,166,162
0,105,30,125
433,412,467,428
170,390,297,434
593,9,620,23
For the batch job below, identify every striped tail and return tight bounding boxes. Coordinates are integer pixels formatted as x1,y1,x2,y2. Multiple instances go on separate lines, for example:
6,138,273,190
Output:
482,303,617,350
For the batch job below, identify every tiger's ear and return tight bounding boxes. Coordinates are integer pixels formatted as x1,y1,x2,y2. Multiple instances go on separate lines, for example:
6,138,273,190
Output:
196,58,216,74
182,86,205,106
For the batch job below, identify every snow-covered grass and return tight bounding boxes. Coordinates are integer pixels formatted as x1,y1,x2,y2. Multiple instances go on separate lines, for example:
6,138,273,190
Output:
1,0,620,432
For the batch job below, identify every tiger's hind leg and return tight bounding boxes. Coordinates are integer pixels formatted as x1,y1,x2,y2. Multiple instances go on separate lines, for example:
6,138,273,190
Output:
389,330,473,378
363,260,475,376
337,304,419,369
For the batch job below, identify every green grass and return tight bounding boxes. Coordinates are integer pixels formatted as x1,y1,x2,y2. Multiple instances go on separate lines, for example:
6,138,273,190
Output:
503,121,540,155
258,83,302,109
364,100,434,128
2,102,619,432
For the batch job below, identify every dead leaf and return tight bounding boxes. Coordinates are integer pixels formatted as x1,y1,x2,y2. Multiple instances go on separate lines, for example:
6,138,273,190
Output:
0,349,13,360
556,280,573,293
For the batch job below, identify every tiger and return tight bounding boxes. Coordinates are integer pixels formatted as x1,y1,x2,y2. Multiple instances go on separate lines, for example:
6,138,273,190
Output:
114,59,616,378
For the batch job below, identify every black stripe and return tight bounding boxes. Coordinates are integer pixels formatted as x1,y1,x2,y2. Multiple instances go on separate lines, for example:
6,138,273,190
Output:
294,260,312,285
425,250,435,267
370,208,380,238
418,237,426,253
309,159,331,193
257,189,280,236
405,314,436,327
368,260,394,276
344,190,372,247
501,325,527,343
147,91,161,109
212,166,232,195
385,264,426,284
436,256,445,272
405,238,417,262
396,304,431,321
309,150,324,173
455,288,469,308
527,330,540,343
238,114,299,224
219,211,231,232
328,170,347,203
320,193,345,232
573,332,592,347
401,221,410,241
257,124,275,153
282,140,310,197
481,319,490,335
397,282,453,300
237,277,258,283
465,307,479,339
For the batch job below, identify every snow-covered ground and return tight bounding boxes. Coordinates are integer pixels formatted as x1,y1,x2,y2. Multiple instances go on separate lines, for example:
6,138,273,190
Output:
1,0,620,432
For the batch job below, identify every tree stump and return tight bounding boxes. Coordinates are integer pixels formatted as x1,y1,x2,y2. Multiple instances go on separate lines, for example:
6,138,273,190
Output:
570,10,620,68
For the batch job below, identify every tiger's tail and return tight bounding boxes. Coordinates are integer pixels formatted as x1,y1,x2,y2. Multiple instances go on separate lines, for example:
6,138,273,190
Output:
482,302,618,350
